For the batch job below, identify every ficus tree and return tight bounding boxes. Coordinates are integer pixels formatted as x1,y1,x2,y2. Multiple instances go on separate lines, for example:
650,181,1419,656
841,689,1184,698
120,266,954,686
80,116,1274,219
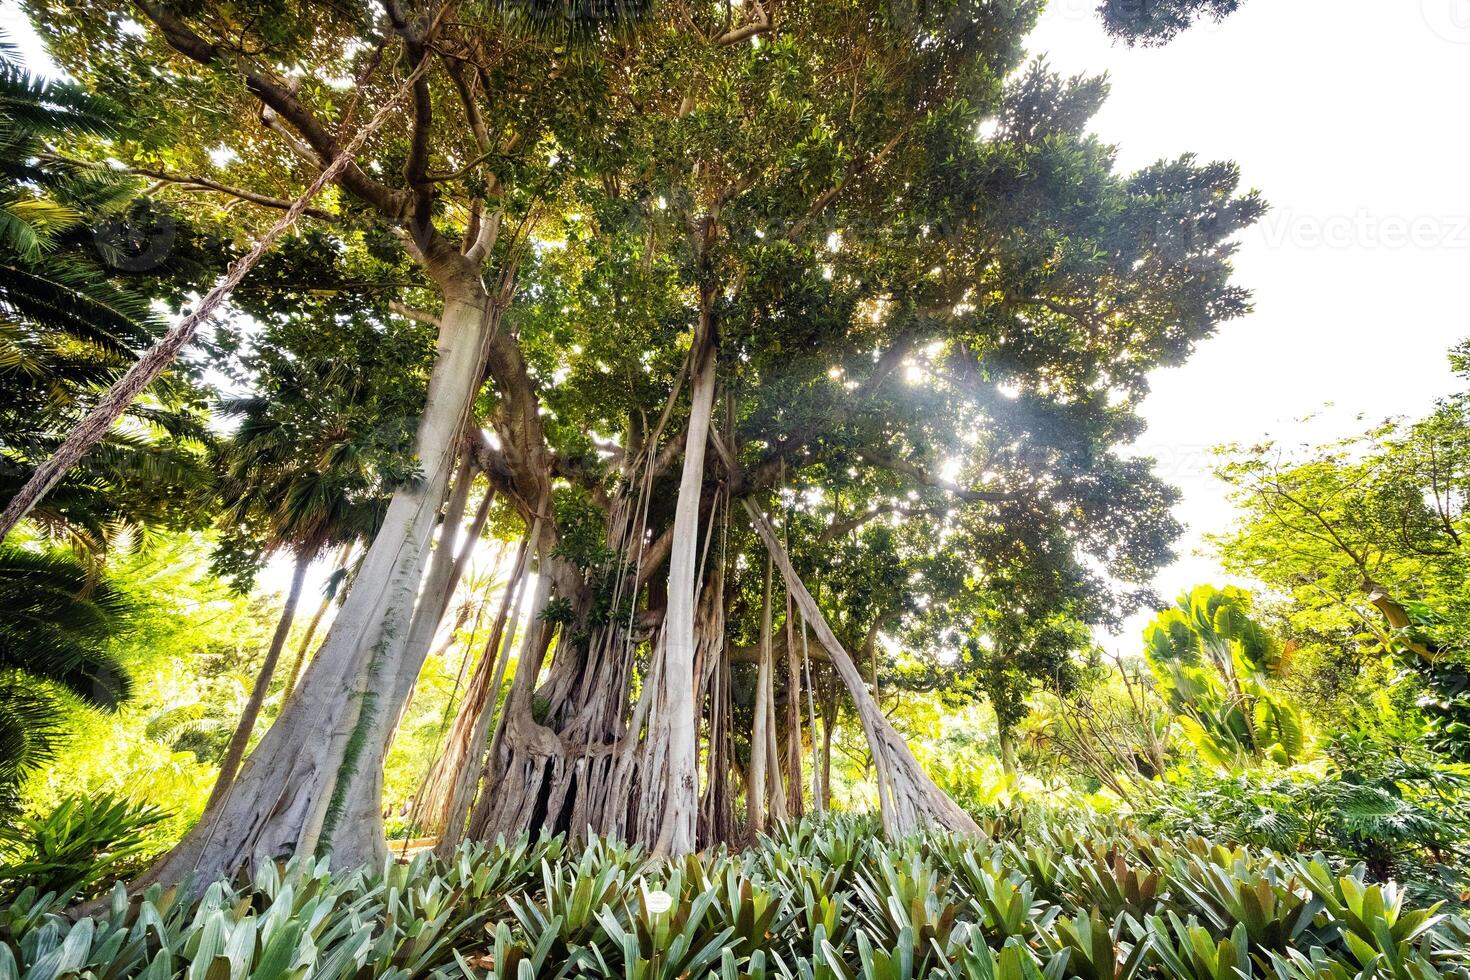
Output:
33,0,631,882
22,0,1260,884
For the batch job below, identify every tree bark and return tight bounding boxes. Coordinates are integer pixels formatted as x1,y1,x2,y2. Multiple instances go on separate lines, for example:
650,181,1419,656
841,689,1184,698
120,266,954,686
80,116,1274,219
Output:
206,553,309,809
646,327,716,856
820,682,835,810
998,727,1017,777
742,498,978,837
801,616,823,813
784,570,804,817
425,529,532,848
142,277,499,889
465,540,559,840
1363,579,1442,663
765,679,787,822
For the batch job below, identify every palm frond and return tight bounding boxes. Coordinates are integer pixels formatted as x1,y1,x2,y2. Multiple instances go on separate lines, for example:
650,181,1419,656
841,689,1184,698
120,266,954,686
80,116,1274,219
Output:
0,679,64,802
0,546,133,707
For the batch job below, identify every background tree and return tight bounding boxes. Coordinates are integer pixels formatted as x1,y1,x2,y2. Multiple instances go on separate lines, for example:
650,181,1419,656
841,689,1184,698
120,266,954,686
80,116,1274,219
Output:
1216,349,1470,761
1097,0,1243,44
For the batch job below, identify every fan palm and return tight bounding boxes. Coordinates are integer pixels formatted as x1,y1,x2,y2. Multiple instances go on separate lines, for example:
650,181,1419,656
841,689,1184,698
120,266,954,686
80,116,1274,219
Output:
0,40,215,559
0,545,132,799
0,39,211,799
204,386,392,804
1144,586,1307,765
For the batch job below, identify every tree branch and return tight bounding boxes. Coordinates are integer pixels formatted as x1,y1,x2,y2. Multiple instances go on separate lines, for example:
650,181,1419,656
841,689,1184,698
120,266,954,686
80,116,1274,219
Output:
41,154,338,221
716,0,770,46
134,0,409,219
388,300,441,326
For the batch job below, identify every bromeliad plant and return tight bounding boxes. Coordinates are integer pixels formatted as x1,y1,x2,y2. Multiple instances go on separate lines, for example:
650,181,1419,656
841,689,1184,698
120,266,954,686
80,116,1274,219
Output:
1,814,1467,980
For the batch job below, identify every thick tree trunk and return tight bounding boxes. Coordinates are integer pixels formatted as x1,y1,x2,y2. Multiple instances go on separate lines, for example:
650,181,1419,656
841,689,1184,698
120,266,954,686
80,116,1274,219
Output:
143,277,498,889
465,483,665,845
206,553,309,809
457,342,727,850
465,547,558,840
645,330,716,856
742,499,978,837
998,727,1017,776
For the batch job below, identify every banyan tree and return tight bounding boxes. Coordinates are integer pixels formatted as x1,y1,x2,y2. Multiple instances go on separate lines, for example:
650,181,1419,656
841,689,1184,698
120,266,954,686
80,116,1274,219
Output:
24,0,1262,886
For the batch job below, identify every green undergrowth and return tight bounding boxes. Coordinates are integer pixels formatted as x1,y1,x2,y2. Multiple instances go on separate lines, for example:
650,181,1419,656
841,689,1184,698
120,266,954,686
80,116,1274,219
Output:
2,814,1468,980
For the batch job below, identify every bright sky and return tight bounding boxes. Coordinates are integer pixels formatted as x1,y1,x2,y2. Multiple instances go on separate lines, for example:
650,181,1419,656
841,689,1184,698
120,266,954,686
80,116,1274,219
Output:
7,0,1469,647
1027,0,1470,644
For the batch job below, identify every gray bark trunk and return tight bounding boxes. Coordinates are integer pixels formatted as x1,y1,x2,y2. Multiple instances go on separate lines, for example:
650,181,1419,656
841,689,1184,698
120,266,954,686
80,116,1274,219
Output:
765,672,787,822
142,278,498,889
646,331,716,856
749,554,773,836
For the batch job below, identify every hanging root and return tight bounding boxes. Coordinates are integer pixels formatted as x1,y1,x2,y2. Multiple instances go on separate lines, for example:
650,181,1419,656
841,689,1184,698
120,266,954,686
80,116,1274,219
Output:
742,498,978,838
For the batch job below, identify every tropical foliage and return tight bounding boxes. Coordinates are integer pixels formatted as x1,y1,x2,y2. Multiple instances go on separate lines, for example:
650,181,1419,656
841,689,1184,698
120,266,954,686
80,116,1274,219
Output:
4,815,1468,980
6,0,1470,969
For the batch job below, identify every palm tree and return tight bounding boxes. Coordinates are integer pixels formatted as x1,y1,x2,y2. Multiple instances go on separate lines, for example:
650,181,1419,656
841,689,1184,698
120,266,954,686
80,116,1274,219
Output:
0,39,215,560
0,546,132,801
0,39,208,798
1144,586,1306,765
204,376,394,804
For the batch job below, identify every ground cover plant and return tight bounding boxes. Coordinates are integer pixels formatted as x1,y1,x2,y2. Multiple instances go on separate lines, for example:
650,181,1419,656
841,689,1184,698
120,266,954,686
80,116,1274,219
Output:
4,815,1468,980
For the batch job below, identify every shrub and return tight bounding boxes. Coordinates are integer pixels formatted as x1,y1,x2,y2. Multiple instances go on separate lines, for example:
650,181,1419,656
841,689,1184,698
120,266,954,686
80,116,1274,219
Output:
1132,751,1470,902
0,814,1466,980
0,793,168,901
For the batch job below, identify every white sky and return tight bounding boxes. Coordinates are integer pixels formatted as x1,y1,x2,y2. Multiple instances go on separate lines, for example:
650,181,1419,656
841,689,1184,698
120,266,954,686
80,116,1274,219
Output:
7,0,1470,647
1027,0,1470,644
